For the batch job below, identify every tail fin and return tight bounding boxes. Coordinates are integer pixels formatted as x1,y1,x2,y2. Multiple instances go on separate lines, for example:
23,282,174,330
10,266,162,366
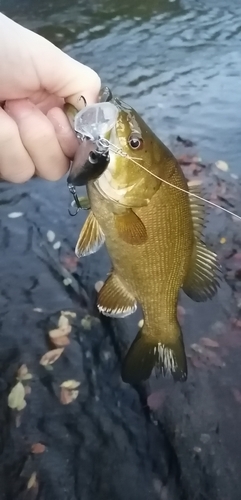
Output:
121,322,187,384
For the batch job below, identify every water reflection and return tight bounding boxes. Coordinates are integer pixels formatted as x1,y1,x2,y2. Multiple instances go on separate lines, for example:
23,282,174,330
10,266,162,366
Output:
2,0,241,171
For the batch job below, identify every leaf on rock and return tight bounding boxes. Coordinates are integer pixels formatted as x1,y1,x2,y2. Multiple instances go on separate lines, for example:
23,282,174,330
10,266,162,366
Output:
215,160,229,172
39,348,64,366
60,387,79,405
94,281,104,292
61,310,76,318
51,336,70,347
200,337,219,348
220,237,226,244
58,314,70,329
17,364,33,381
27,472,37,490
31,443,46,454
81,315,92,330
60,380,81,390
8,382,26,410
48,326,71,339
147,390,166,411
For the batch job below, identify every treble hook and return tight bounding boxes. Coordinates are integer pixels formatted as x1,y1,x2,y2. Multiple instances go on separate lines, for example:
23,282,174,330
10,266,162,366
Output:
68,184,82,216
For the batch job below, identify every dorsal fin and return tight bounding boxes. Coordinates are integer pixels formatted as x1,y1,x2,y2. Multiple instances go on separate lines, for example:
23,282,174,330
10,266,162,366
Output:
182,181,222,302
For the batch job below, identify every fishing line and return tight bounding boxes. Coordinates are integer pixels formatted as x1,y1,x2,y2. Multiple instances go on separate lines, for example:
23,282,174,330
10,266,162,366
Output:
102,139,241,222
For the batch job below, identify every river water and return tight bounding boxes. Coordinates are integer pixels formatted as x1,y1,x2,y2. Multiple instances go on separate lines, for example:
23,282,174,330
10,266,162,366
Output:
2,0,241,172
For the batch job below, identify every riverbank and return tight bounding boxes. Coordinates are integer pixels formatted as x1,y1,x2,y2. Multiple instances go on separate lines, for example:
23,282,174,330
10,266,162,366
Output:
0,145,241,500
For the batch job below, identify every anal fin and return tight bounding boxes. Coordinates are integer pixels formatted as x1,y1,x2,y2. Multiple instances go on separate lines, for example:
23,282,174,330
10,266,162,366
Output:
114,209,147,245
75,211,105,257
97,272,137,318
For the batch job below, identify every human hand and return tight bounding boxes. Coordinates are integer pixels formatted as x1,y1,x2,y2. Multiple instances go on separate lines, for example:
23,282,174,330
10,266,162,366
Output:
0,14,101,183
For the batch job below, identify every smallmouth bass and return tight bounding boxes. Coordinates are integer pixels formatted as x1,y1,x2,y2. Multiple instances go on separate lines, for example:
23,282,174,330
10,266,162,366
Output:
67,95,221,384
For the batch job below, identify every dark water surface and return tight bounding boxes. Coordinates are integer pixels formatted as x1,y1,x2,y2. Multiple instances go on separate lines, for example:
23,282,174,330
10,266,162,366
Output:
2,0,241,171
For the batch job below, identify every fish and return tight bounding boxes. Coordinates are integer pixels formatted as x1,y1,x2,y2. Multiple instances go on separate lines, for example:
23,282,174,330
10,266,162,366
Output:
66,94,221,385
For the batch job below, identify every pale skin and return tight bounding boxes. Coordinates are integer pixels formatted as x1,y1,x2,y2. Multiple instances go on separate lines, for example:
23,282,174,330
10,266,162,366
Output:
0,13,101,183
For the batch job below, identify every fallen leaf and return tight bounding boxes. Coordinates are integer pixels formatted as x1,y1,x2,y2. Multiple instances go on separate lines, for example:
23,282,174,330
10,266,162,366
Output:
48,326,71,339
60,387,79,405
53,241,61,250
8,382,26,410
147,390,166,411
138,319,144,328
202,348,225,367
232,388,241,404
94,281,104,292
60,380,81,390
190,343,204,354
61,310,76,318
46,230,55,242
51,335,70,347
27,472,37,490
215,160,229,172
81,316,92,330
220,237,226,244
58,314,70,329
31,443,46,454
63,278,72,286
18,364,28,378
39,348,64,366
200,337,219,348
8,212,23,218
24,386,32,396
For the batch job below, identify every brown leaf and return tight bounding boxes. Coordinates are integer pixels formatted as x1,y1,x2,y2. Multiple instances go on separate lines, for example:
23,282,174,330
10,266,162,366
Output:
48,326,71,339
51,335,70,347
27,472,37,490
18,364,28,378
147,390,166,411
232,388,241,404
31,443,46,454
60,387,79,405
60,380,81,390
39,348,64,366
200,337,219,348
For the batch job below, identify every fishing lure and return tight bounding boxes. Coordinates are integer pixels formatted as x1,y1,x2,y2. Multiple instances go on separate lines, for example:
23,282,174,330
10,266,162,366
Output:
67,95,118,215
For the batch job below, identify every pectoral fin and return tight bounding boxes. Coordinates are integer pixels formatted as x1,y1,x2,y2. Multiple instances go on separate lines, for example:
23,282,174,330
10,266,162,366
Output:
97,272,137,317
182,181,221,301
75,211,105,257
114,209,147,245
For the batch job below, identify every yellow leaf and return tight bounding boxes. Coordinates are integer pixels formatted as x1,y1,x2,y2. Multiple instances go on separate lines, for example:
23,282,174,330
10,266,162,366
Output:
61,310,76,318
39,348,64,366
220,237,226,244
17,399,27,411
8,382,25,410
27,472,37,490
58,314,70,329
215,160,229,172
60,380,81,390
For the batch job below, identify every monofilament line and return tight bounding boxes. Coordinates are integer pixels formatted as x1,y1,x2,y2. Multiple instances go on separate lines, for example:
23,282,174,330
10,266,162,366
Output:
105,139,241,222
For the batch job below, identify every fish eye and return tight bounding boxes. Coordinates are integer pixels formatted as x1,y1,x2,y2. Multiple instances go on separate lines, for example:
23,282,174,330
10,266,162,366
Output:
128,134,143,150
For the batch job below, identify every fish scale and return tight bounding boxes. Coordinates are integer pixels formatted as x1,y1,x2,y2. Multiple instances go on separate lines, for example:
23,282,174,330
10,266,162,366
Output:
73,95,221,384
